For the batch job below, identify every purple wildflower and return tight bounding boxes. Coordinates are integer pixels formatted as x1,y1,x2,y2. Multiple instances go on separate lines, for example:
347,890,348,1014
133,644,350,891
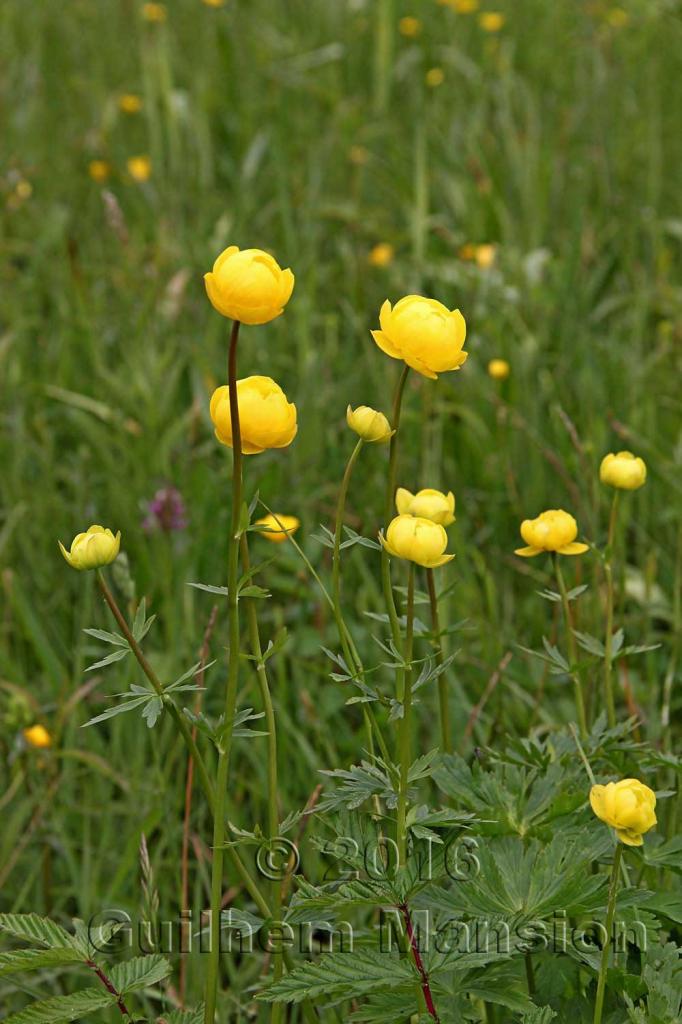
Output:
143,486,188,533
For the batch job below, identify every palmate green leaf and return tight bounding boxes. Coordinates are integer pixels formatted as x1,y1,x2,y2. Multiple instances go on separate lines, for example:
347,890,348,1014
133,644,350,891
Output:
108,953,171,994
286,878,396,924
0,947,84,976
1,987,115,1024
573,630,606,657
318,760,395,811
258,949,417,1003
142,696,164,728
0,913,75,950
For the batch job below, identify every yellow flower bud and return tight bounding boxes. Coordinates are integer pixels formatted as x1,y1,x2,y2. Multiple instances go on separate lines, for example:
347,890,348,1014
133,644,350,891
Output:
204,246,295,325
59,525,121,571
475,243,496,269
119,93,143,114
24,724,52,749
88,160,110,183
515,509,589,558
254,514,300,543
396,487,455,526
380,514,454,569
127,155,152,182
425,67,445,88
399,16,421,37
142,2,167,21
479,11,505,31
371,295,467,380
368,243,394,268
488,358,510,380
346,405,393,444
600,451,646,491
590,779,657,846
210,376,297,455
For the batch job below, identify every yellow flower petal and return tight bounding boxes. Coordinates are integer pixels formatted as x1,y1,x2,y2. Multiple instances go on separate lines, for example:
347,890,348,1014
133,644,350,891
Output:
515,545,541,557
557,542,589,555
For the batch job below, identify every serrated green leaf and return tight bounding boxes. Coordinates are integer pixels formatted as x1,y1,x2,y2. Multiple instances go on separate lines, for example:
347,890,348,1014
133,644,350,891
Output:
1,987,115,1024
109,953,171,994
142,696,164,728
0,947,84,976
259,949,416,1003
0,914,76,951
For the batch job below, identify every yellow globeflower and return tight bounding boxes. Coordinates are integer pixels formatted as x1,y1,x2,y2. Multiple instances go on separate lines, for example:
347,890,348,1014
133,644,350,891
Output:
488,358,510,380
396,487,455,526
371,295,467,380
368,243,394,268
475,243,496,269
515,510,589,558
399,16,421,37
438,0,479,11
347,405,392,443
479,11,505,31
590,779,657,847
600,451,646,491
202,0,226,5
255,514,300,543
381,515,454,569
204,246,294,325
127,155,152,182
210,377,297,454
425,67,445,88
24,724,52,749
59,525,121,571
88,160,110,183
142,2,167,21
119,93,143,114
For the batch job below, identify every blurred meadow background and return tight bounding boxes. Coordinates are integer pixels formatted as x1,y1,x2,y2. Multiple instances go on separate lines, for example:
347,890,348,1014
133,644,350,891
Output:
2,0,682,1017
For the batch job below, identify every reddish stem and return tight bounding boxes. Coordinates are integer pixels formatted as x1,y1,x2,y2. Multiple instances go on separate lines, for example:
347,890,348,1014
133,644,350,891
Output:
87,960,131,1018
399,903,440,1022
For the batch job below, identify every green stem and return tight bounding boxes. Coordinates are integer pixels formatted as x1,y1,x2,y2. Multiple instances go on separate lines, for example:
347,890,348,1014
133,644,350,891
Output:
426,569,451,753
239,534,284,1015
96,573,215,811
396,564,415,867
554,556,588,738
204,319,243,1024
593,843,623,1024
603,492,620,729
382,366,410,698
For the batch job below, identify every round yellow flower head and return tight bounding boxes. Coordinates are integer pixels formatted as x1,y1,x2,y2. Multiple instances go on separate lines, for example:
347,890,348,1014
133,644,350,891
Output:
380,515,454,569
488,358,510,380
475,244,496,269
368,243,394,268
438,0,479,11
346,405,393,444
590,779,657,846
142,2,167,22
88,160,110,183
210,376,297,455
372,295,467,380
59,525,121,571
396,487,455,526
515,510,589,558
127,155,152,182
425,67,445,88
479,11,505,31
204,246,295,325
255,514,300,543
119,93,142,114
399,16,421,37
600,451,647,491
24,724,52,749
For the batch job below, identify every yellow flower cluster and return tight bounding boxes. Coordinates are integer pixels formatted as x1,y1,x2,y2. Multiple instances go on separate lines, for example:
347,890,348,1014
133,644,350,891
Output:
382,487,456,568
590,779,656,846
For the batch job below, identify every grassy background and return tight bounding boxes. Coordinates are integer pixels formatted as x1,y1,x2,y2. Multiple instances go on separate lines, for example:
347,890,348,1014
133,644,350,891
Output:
2,0,682,1017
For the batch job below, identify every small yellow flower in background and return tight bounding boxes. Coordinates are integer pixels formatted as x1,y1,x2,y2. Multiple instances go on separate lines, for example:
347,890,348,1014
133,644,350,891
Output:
15,180,33,200
438,0,479,11
600,451,646,491
59,526,121,571
142,2,167,21
368,243,394,268
119,93,143,114
515,510,589,558
488,358,510,381
88,160,111,183
590,779,656,846
396,487,455,526
605,7,629,27
372,295,467,380
479,11,505,31
346,405,393,444
381,515,454,569
204,246,294,325
127,155,152,182
255,514,300,543
202,0,226,6
425,67,445,88
210,377,297,454
24,724,52,749
458,243,476,261
475,243,496,269
349,145,369,166
399,16,421,37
